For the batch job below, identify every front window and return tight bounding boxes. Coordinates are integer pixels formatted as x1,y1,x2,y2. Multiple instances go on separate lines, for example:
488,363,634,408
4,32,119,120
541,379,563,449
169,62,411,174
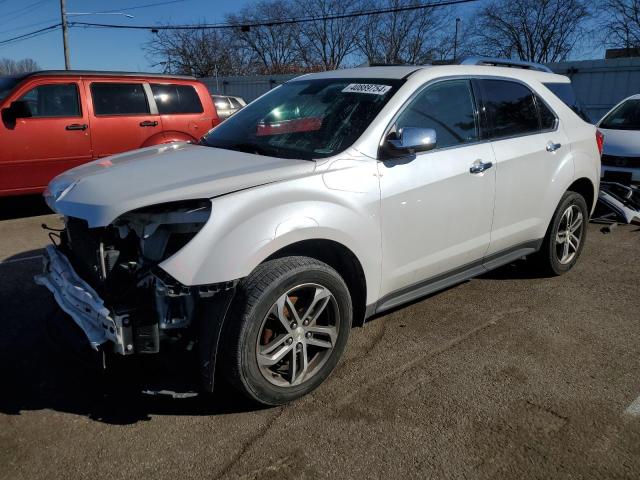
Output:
17,83,80,117
600,99,640,131
201,78,403,160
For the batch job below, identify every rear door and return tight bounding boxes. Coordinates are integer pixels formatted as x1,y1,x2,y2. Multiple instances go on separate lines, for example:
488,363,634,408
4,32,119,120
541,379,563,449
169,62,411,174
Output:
87,81,162,157
150,82,212,140
0,78,92,193
477,78,570,256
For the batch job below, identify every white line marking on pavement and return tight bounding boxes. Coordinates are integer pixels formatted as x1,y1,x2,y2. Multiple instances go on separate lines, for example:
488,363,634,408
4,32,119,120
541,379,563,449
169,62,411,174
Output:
624,395,640,416
0,254,43,266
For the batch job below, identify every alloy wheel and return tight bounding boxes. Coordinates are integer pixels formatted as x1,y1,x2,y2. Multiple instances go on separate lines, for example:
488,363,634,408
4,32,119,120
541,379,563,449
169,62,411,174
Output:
256,283,339,387
555,204,584,265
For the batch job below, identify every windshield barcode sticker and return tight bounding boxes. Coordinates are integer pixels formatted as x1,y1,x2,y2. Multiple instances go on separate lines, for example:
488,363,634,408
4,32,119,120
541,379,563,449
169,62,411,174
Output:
342,83,392,95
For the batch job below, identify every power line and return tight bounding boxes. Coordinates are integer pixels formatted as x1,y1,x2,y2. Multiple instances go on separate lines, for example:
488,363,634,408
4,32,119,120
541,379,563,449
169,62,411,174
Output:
69,0,479,31
3,0,51,24
0,23,61,47
99,0,189,14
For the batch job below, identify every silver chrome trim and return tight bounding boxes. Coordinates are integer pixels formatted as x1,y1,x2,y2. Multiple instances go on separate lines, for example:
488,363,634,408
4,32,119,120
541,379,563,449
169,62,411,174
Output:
34,245,129,353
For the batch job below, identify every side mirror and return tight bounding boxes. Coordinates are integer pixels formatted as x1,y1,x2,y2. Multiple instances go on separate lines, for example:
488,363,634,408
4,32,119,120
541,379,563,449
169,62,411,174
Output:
9,100,33,119
386,127,437,154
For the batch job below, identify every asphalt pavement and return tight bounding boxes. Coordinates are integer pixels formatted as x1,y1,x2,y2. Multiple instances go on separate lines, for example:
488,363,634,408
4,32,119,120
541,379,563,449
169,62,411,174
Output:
1,196,639,479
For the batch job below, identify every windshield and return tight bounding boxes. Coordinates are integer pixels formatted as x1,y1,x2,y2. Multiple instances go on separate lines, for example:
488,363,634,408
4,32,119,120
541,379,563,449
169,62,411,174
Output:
201,78,404,160
0,77,21,103
600,99,640,131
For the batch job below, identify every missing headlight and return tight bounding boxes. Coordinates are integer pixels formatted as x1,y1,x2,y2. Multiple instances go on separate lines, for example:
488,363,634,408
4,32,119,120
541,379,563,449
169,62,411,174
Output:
115,199,212,264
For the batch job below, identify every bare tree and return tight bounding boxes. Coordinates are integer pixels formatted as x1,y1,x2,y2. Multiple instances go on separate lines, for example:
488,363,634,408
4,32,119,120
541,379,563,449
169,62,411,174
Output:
356,0,452,65
473,0,591,63
601,0,640,48
293,0,364,70
227,0,303,74
0,58,40,75
144,26,249,77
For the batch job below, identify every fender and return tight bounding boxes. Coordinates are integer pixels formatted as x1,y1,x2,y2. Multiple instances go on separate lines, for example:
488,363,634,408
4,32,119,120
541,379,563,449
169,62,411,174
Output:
141,130,197,148
159,160,383,306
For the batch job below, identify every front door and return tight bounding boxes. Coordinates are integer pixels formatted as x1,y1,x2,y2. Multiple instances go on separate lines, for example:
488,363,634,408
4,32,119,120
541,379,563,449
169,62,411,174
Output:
378,79,496,299
0,79,92,193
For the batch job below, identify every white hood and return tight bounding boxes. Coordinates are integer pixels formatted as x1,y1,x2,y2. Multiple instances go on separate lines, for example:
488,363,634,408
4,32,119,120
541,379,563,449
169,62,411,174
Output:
46,142,315,227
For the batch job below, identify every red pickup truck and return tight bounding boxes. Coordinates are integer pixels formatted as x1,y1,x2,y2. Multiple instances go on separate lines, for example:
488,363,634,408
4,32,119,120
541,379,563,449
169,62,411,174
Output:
0,70,219,196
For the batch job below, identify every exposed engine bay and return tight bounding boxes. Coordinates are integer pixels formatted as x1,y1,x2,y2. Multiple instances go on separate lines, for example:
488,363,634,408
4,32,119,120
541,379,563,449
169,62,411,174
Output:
42,199,235,357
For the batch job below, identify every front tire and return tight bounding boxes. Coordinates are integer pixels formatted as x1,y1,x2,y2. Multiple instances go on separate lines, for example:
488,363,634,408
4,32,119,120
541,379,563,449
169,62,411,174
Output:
533,191,589,276
222,256,352,405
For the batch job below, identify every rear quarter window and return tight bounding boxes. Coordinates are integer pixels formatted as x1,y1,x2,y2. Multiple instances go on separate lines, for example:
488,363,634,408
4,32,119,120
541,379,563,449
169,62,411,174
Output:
543,82,591,122
151,84,203,115
91,83,149,115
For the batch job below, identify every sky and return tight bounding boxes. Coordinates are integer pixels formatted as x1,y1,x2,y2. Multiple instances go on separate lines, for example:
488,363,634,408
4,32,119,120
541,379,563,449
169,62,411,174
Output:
0,0,259,71
0,0,603,72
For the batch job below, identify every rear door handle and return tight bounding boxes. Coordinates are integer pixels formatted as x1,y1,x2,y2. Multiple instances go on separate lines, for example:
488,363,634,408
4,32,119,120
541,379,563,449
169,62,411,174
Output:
469,159,493,174
139,120,158,127
66,123,87,131
546,141,562,152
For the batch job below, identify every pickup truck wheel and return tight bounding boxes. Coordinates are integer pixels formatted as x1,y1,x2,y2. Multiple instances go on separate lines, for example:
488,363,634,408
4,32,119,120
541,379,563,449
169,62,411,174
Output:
533,191,588,276
222,256,352,405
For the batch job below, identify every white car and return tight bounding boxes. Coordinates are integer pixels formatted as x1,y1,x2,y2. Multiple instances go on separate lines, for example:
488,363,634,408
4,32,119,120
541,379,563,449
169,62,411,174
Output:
597,94,640,183
37,59,601,405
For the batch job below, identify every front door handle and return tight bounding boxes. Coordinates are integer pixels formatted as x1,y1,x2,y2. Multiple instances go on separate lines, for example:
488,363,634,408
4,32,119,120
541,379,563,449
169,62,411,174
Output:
66,123,87,131
469,159,493,174
546,141,562,152
139,120,158,127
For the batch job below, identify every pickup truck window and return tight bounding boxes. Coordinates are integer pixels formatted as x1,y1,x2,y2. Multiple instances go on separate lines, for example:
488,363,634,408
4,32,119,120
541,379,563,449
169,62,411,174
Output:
201,78,403,160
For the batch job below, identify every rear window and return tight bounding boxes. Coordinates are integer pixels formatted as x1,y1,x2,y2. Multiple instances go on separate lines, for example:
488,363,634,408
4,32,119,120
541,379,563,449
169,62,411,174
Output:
479,79,540,139
543,82,591,122
151,84,203,114
91,83,149,116
213,95,231,110
229,97,243,109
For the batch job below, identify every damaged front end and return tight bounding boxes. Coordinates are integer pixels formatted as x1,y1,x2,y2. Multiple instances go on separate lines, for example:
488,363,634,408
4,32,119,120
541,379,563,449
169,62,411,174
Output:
35,199,235,366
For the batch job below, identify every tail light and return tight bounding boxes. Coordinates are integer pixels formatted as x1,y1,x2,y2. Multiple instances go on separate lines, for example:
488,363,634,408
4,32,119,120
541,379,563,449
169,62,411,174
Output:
596,129,604,156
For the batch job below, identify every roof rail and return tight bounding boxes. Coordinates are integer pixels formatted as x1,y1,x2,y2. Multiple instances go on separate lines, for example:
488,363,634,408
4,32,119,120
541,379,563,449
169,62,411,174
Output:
460,57,553,73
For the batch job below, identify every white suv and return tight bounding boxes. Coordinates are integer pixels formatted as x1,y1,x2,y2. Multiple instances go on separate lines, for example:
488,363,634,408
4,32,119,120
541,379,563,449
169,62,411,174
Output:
37,60,601,405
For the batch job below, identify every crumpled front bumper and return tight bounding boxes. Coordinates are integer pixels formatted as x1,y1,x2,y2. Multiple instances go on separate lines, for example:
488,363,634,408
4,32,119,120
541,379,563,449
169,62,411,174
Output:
34,245,132,354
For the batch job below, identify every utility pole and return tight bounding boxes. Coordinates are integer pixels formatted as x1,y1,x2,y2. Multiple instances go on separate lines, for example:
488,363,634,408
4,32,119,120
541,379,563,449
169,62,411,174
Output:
453,18,461,62
60,0,71,69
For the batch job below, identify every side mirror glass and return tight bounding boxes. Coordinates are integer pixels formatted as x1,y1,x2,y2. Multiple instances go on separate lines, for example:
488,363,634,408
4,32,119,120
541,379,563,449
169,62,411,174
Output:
386,127,437,154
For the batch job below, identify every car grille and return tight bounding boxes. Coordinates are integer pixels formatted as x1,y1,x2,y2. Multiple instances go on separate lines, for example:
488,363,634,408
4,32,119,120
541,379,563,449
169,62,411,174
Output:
601,154,640,169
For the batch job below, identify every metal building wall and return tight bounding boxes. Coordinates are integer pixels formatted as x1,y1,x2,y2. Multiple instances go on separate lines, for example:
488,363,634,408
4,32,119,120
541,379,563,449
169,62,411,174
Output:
200,58,640,123
200,74,297,102
549,58,640,122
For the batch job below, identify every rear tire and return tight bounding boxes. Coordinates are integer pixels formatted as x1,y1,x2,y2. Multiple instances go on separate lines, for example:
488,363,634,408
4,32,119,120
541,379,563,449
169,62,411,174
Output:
221,256,351,406
531,191,589,276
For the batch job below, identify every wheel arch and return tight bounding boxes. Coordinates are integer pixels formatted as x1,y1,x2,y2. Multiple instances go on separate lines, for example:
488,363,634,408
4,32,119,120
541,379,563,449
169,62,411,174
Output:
567,177,596,214
264,239,368,327
140,131,196,148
